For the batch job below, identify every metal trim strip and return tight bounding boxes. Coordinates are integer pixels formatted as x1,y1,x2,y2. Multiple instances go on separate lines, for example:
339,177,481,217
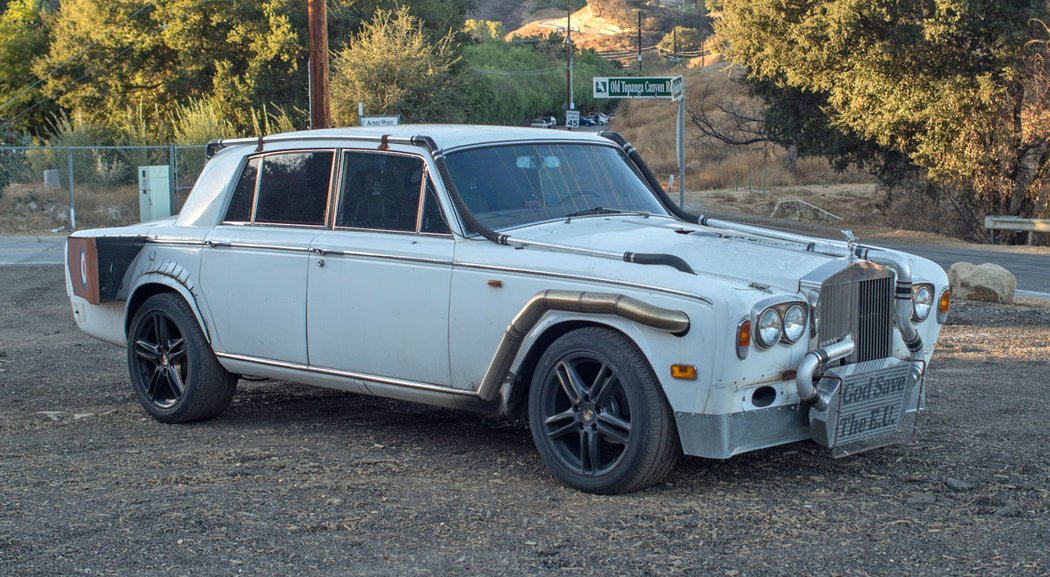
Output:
453,261,714,305
215,352,479,397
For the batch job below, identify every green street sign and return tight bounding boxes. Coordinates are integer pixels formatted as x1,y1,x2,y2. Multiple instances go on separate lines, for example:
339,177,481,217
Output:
592,76,683,100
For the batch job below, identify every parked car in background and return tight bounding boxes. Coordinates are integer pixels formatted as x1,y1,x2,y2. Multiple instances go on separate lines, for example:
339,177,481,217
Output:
578,115,597,127
585,112,609,125
529,116,557,129
65,125,950,494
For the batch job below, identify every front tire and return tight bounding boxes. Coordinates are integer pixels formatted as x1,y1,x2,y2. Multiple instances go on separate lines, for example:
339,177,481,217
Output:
127,293,236,423
528,327,679,494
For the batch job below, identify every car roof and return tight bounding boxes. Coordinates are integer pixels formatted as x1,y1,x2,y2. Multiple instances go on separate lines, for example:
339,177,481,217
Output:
253,124,610,152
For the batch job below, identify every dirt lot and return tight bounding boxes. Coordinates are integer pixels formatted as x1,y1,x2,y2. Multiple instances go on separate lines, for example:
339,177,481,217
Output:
1,264,1048,576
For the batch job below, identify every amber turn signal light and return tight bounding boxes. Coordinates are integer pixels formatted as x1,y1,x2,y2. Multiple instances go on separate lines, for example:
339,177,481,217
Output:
736,319,751,360
671,364,697,380
937,289,951,324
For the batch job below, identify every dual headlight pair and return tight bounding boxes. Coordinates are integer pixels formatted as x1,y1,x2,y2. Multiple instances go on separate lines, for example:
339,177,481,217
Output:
735,298,810,360
755,301,807,348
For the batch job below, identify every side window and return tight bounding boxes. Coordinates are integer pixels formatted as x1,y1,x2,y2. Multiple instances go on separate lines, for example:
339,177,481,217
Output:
254,151,333,226
420,179,451,234
224,157,258,222
336,152,423,232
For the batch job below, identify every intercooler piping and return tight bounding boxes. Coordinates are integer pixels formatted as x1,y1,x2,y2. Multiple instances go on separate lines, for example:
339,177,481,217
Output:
796,249,927,405
475,290,691,401
796,337,855,411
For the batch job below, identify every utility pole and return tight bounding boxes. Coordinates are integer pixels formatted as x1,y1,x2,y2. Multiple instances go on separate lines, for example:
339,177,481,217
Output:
566,2,574,113
308,0,330,129
673,26,678,65
637,11,642,71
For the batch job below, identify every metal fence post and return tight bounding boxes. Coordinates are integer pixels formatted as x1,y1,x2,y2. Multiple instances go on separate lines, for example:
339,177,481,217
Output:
67,148,76,230
169,143,177,213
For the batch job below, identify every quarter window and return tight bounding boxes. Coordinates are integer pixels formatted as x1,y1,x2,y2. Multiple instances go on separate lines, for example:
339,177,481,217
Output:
337,152,424,232
224,157,258,223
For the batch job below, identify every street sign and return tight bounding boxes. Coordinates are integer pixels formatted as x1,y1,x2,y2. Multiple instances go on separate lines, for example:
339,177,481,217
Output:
592,76,683,101
360,114,400,127
565,110,580,129
592,75,687,206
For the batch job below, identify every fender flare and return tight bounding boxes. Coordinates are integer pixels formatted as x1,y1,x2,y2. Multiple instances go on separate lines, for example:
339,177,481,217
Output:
124,262,212,344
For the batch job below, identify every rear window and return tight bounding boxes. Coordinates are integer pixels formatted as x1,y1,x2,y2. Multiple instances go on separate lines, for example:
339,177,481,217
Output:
223,150,334,226
255,152,334,226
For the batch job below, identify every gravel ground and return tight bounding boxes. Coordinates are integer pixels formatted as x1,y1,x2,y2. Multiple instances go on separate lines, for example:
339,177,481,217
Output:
1,264,1048,577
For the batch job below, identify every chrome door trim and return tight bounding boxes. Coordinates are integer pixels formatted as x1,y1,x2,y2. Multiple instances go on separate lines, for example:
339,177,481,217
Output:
215,352,479,397
202,240,313,254
146,238,206,247
311,248,452,267
453,262,714,306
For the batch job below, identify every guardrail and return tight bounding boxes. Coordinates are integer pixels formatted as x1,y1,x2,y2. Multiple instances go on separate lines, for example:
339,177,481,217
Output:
984,215,1050,245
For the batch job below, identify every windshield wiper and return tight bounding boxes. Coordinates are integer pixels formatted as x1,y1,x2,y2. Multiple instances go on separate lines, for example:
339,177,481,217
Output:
564,206,624,218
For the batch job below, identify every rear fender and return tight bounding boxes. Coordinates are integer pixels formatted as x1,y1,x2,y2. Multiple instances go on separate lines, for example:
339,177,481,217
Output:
125,264,211,344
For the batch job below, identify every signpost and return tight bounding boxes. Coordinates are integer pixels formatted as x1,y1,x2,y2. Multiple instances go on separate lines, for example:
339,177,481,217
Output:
565,110,580,129
593,76,686,207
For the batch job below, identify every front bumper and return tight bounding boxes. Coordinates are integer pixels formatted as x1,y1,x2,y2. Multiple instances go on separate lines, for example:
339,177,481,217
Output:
674,355,925,459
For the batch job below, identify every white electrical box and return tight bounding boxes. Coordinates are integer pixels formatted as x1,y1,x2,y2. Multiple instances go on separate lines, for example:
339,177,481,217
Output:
138,165,171,222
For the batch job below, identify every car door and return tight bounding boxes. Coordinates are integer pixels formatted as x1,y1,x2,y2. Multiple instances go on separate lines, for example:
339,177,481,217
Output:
200,150,335,364
306,149,455,386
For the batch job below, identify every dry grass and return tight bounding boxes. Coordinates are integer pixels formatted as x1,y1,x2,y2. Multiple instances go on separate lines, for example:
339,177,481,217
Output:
614,64,871,193
0,182,139,233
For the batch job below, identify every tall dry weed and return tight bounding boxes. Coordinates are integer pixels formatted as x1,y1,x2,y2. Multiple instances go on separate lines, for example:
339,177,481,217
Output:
616,65,870,191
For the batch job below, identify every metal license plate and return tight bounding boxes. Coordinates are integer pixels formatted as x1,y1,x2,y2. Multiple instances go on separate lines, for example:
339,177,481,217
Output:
810,358,915,448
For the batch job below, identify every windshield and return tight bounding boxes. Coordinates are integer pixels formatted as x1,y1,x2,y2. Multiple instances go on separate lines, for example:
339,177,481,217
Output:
443,143,668,231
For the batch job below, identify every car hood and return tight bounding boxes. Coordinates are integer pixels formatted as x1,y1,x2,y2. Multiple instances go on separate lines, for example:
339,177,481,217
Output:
505,215,841,293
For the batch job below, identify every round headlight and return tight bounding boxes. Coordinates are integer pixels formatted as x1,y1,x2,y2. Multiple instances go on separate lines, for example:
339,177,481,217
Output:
913,285,933,322
756,308,782,348
782,304,806,343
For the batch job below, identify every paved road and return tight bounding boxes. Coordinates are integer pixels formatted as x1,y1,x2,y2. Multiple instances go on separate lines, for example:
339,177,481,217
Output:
867,239,1050,298
2,233,1047,297
0,236,65,266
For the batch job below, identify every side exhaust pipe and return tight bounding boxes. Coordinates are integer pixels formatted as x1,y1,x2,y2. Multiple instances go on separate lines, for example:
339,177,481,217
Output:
476,290,691,401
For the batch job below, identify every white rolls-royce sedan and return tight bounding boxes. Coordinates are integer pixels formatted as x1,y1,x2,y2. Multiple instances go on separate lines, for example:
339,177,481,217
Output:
65,125,950,493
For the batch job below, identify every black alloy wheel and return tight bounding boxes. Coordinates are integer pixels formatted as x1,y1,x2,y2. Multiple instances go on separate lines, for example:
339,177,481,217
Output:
131,309,188,409
127,293,236,423
529,327,679,494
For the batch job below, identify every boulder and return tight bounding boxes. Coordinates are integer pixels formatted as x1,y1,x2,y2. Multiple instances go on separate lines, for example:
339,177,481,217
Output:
947,262,1016,303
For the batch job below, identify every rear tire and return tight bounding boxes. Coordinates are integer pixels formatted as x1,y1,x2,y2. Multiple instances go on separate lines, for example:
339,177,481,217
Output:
528,327,679,494
127,293,236,423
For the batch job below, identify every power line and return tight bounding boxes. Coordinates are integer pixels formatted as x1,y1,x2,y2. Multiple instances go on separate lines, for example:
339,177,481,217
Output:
9,44,137,123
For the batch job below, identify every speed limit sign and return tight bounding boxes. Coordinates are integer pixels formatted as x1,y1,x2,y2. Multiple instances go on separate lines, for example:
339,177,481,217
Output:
565,110,580,128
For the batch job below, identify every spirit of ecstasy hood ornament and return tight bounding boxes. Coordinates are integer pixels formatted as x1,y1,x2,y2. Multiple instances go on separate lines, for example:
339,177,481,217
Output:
841,229,858,261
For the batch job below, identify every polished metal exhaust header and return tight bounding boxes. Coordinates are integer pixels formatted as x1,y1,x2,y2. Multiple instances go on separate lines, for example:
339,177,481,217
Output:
476,290,690,401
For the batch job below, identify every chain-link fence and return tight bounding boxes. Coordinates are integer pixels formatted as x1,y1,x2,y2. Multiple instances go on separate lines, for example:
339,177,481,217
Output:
0,145,206,232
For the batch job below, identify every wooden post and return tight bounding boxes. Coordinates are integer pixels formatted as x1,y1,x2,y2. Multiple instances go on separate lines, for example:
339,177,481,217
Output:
308,0,330,130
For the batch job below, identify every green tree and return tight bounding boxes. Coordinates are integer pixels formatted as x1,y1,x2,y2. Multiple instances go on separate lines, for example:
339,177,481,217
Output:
0,0,54,133
35,0,305,135
330,6,460,124
716,0,1050,223
657,26,704,54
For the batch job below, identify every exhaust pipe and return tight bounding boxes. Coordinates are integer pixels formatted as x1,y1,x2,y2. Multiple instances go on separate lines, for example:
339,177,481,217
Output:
476,290,691,401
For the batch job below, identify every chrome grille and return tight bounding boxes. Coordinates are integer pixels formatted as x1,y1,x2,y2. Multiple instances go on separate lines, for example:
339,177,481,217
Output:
818,264,895,363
